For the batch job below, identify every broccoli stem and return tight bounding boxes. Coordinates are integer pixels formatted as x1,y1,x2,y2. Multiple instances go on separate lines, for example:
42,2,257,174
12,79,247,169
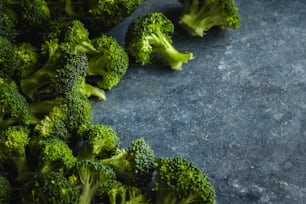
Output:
78,183,97,204
148,32,193,70
11,154,31,183
80,82,106,101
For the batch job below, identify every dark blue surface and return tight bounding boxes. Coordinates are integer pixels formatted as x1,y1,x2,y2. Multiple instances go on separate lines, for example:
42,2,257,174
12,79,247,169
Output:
91,0,306,203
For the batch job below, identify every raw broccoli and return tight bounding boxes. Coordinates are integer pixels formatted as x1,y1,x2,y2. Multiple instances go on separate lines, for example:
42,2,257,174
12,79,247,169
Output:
86,34,129,90
84,0,147,34
29,137,77,173
0,175,11,203
77,124,119,160
125,12,193,70
74,159,116,204
0,36,17,78
20,39,88,101
0,1,18,41
0,76,36,129
178,0,241,37
154,157,216,204
0,126,31,182
99,137,155,187
14,42,39,81
21,172,79,204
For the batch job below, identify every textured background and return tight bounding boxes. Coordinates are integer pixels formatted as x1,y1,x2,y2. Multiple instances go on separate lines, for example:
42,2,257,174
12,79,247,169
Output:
91,0,306,203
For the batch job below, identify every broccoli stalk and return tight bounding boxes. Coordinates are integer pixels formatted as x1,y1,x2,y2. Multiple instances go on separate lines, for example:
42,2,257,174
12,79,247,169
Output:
125,12,193,70
178,0,241,37
75,160,116,204
99,137,155,187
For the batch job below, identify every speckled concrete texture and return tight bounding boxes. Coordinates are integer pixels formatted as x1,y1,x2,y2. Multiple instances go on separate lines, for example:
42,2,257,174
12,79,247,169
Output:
91,0,306,203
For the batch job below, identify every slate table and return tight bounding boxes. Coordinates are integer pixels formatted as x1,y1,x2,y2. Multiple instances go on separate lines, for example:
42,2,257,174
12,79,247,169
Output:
91,0,306,203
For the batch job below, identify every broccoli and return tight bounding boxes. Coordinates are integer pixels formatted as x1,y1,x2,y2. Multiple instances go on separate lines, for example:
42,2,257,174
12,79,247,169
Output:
154,157,216,204
74,159,116,204
0,126,31,182
86,34,129,90
21,172,79,204
77,124,119,160
0,36,17,78
0,175,11,204
125,12,193,70
83,0,147,35
20,39,89,101
14,42,39,81
178,0,241,37
29,137,77,173
0,1,18,41
0,76,37,129
99,137,155,187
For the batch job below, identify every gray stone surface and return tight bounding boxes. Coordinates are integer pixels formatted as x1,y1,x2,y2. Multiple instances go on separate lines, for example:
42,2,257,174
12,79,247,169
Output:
91,0,306,203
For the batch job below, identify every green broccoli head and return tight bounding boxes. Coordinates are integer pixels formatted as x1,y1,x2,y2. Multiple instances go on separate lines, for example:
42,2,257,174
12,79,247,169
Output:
125,12,193,70
154,157,216,204
178,0,241,37
75,159,116,204
100,137,155,187
77,124,119,160
0,36,17,78
21,172,79,204
87,34,129,90
0,2,18,42
0,175,11,204
0,76,35,129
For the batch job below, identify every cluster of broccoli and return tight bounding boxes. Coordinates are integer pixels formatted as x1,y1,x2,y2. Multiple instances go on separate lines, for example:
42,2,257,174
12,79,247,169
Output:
0,0,241,203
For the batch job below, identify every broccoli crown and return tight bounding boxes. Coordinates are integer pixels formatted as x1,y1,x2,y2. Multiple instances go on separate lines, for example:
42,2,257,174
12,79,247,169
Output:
75,159,116,204
0,77,33,129
30,137,77,173
14,42,39,80
87,34,129,90
77,124,119,160
0,175,11,204
154,157,216,204
100,137,155,187
86,0,146,33
178,0,241,37
20,40,89,101
0,2,18,41
125,12,193,70
0,36,17,78
21,172,78,204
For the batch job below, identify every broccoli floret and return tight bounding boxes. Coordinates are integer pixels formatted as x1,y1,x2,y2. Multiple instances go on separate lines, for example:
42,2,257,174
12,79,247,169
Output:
0,36,17,78
125,12,193,70
74,159,116,204
99,137,155,187
154,157,216,204
77,124,119,160
0,1,19,41
178,0,241,37
14,42,39,81
29,137,77,173
0,175,11,203
84,0,147,34
86,34,129,90
20,39,89,101
21,172,79,204
0,76,37,129
0,126,31,182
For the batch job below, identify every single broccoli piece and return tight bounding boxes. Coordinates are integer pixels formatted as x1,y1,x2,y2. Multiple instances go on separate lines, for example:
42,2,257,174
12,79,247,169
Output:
125,12,193,70
74,159,116,204
0,76,37,129
21,172,79,204
84,0,147,35
99,137,155,187
0,175,11,203
77,124,119,160
178,0,241,37
0,126,31,182
154,157,216,204
29,137,77,173
86,34,129,90
0,36,17,78
0,1,19,41
14,42,39,81
20,39,89,101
